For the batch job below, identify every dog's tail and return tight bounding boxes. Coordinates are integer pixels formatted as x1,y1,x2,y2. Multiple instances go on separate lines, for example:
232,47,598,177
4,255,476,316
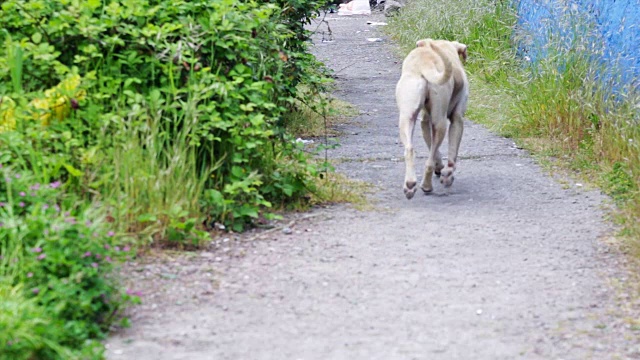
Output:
416,40,453,86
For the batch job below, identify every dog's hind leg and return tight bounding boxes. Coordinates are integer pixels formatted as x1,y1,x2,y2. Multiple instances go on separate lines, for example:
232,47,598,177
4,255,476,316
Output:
423,110,448,194
440,111,464,188
396,79,425,200
420,111,444,180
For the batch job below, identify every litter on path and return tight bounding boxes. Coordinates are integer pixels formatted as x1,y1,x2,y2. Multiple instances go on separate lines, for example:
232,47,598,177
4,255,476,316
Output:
337,0,371,16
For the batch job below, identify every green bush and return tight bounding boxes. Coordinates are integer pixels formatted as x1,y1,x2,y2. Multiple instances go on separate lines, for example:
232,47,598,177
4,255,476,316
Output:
1,0,332,355
0,0,333,355
0,164,135,358
0,0,328,233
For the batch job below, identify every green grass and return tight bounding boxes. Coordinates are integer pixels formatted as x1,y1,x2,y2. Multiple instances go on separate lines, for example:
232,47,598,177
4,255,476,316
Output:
100,91,212,248
384,0,640,252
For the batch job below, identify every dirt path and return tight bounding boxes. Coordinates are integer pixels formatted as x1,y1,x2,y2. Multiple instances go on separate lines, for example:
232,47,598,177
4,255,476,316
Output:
105,13,640,360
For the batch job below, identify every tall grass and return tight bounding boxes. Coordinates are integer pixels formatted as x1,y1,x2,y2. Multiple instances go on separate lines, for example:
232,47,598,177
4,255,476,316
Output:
385,0,640,249
102,91,212,247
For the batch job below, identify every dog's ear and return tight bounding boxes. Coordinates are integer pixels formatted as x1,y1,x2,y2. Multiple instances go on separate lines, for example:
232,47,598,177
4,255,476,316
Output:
452,41,468,62
416,39,432,48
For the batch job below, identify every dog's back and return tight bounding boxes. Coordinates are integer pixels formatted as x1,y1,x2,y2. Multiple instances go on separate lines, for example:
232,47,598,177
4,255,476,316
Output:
400,40,453,87
395,39,470,199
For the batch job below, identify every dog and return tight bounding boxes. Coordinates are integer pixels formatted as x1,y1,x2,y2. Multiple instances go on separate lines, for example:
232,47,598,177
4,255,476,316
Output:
395,39,469,199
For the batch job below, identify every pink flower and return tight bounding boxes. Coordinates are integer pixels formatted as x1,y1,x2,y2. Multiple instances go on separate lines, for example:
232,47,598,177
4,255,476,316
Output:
32,288,40,295
19,202,25,208
27,272,33,278
126,289,142,296
14,174,20,179
104,244,111,250
105,256,112,263
37,254,46,261
107,231,115,237
91,262,98,268
85,220,92,226
32,247,42,253
19,192,26,197
114,246,121,251
30,183,40,191
42,204,49,210
49,181,61,189
95,254,102,260
123,246,131,252
82,251,92,258
0,202,4,207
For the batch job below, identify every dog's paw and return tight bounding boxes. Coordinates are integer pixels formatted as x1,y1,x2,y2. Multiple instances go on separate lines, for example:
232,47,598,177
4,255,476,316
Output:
434,163,444,177
440,169,455,188
440,175,454,188
420,181,433,194
404,181,417,200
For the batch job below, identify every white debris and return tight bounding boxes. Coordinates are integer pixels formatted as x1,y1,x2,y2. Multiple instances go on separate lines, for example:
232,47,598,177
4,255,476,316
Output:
338,0,371,16
296,138,314,144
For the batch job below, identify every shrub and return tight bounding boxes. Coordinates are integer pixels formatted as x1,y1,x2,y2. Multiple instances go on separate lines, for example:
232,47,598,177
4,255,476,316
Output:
0,0,334,356
0,0,330,233
0,163,135,358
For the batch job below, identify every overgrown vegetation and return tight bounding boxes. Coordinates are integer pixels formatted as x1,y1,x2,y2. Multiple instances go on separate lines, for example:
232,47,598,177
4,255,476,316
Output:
0,0,336,357
385,0,639,250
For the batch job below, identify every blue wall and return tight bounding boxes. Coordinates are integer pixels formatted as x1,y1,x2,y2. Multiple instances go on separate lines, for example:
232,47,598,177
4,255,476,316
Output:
516,0,640,90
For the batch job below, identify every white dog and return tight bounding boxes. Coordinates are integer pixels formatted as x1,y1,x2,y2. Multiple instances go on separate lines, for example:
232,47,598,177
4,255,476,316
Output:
395,39,469,199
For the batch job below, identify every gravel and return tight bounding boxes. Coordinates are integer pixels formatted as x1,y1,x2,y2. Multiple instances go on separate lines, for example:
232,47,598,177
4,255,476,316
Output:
105,12,640,360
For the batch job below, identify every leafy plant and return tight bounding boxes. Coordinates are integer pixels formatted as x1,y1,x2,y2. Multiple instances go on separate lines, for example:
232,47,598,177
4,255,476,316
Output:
0,164,135,357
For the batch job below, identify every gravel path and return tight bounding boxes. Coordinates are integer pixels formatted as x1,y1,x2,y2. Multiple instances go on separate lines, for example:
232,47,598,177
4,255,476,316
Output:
105,12,640,360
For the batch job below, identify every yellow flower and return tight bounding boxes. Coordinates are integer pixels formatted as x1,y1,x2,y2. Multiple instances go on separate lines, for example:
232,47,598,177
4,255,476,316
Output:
0,97,17,133
0,75,86,133
31,74,86,126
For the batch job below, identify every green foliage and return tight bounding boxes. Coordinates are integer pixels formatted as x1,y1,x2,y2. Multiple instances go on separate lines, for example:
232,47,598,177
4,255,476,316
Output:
0,0,333,355
0,0,329,233
0,164,136,358
605,162,637,204
0,283,78,360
